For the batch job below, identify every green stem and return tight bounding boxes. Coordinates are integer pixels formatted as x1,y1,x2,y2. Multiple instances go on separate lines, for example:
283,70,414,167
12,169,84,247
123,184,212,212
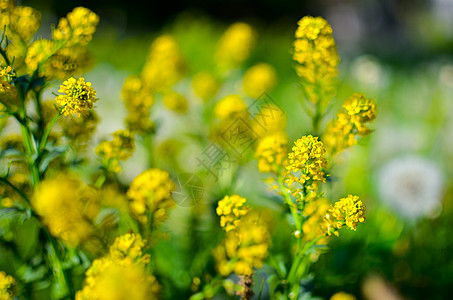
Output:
0,177,31,207
277,177,301,230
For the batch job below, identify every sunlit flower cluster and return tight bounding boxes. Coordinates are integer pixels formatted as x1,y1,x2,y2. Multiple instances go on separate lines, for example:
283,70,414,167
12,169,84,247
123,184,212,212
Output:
285,135,327,199
251,103,287,138
127,168,176,226
32,175,100,247
214,94,248,120
55,77,97,116
52,6,100,46
243,62,277,99
163,91,188,114
293,16,339,105
255,132,288,174
323,93,377,154
95,129,135,173
0,271,16,300
325,195,366,236
214,212,270,277
192,71,220,101
215,22,256,71
216,194,251,232
76,233,160,300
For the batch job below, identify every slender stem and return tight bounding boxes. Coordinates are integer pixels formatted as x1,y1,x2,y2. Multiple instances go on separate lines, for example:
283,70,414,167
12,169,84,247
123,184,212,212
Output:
277,177,301,230
38,112,61,153
0,177,31,206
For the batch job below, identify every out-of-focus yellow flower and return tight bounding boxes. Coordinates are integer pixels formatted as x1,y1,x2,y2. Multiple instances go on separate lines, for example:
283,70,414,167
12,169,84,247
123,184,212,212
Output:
121,75,154,133
255,132,288,174
0,79,18,110
214,212,269,277
25,39,56,72
285,135,326,199
216,194,250,232
162,91,188,114
8,6,41,41
141,35,185,93
325,195,366,236
251,103,287,138
216,22,256,71
214,94,248,120
192,71,220,101
0,271,16,300
243,63,277,99
127,168,176,226
55,77,97,117
59,109,99,150
330,292,356,300
32,175,100,247
52,7,99,46
95,129,135,173
301,198,330,258
293,16,339,106
108,233,150,266
323,93,377,155
42,46,93,80
76,233,160,300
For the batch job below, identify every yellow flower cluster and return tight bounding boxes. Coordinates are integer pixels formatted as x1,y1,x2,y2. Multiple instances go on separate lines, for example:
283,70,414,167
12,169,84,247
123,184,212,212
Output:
216,194,251,232
214,213,269,277
192,71,220,101
330,292,356,300
95,129,135,173
301,198,330,255
255,132,288,174
251,103,287,138
216,22,256,71
243,63,277,99
7,5,41,41
141,35,185,93
52,7,100,46
32,175,100,247
24,39,56,71
285,135,326,199
163,91,188,114
293,16,339,105
127,168,176,226
325,195,366,236
0,271,16,300
43,46,93,80
0,65,14,81
76,233,160,300
55,77,97,117
59,110,99,151
214,94,248,120
323,93,377,154
121,75,154,133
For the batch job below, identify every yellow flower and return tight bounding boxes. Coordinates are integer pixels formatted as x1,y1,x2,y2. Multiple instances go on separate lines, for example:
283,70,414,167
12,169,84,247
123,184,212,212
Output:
216,194,251,232
214,94,248,120
121,75,154,133
32,175,100,247
42,46,94,80
192,71,220,101
216,22,256,71
25,39,56,72
0,65,15,81
285,135,326,199
293,16,339,106
0,271,16,300
323,93,377,154
127,169,176,226
243,63,277,99
8,5,41,41
330,292,356,300
162,91,188,114
76,233,160,300
52,7,100,46
108,233,150,266
301,198,331,258
255,132,288,174
141,35,185,93
55,77,97,116
214,212,269,277
95,129,135,173
325,195,366,236
251,103,287,138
